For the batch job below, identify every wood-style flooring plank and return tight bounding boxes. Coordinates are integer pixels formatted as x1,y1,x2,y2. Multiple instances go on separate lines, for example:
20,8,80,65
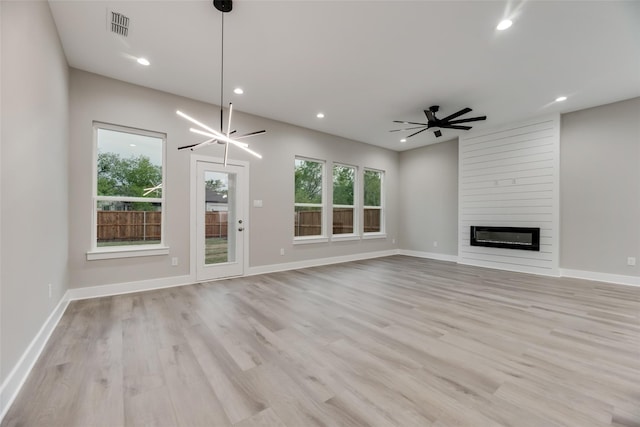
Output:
2,256,639,426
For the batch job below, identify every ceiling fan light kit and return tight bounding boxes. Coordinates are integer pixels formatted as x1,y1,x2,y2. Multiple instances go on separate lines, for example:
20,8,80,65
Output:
391,105,487,140
177,0,265,166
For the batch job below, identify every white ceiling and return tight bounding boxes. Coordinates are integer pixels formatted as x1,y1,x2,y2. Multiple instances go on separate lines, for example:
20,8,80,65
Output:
48,0,640,151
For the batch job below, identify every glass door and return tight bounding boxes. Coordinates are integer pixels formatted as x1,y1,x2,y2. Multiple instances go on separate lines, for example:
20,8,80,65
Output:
196,161,246,280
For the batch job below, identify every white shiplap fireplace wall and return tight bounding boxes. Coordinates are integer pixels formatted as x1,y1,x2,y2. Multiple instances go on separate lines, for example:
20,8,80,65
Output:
458,114,560,276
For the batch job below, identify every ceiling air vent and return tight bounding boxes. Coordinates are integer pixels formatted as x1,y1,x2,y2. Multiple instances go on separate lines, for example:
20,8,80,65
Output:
110,11,129,37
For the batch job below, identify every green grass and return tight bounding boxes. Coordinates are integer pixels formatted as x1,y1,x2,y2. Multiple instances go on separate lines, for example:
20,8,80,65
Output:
97,237,228,264
97,239,161,247
205,237,228,264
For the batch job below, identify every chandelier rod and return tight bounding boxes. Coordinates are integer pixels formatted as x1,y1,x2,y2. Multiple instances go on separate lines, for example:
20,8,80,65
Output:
220,11,225,132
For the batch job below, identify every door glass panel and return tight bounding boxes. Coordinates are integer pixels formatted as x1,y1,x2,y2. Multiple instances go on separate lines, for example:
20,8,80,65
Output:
203,171,236,265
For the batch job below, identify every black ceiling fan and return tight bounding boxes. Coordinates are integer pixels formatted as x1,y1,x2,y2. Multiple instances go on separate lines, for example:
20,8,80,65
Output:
391,105,487,138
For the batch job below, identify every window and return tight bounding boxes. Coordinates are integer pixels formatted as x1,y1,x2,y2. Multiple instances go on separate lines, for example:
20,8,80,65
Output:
294,158,325,239
91,123,166,257
363,169,384,234
333,164,357,236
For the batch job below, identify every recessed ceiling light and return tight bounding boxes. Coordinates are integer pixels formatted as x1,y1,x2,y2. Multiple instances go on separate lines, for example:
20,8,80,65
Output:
129,143,136,147
233,87,244,95
400,138,407,143
316,113,325,119
496,19,513,31
137,57,150,66
555,96,567,102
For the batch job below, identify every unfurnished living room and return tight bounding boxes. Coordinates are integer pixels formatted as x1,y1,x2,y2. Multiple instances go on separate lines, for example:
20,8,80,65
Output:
1,0,639,426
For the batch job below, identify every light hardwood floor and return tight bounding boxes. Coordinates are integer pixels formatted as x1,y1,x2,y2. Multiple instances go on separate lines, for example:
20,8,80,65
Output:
3,256,640,426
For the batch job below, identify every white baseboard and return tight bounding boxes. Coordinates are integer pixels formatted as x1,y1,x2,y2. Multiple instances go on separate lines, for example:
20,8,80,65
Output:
246,249,400,276
4,255,637,424
0,292,71,422
560,268,640,287
398,249,458,263
67,274,195,301
458,259,561,278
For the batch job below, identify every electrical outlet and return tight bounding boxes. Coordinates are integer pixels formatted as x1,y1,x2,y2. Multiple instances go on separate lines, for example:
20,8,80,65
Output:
171,257,179,266
392,238,396,244
627,257,636,266
433,241,438,247
280,248,285,256
48,283,52,299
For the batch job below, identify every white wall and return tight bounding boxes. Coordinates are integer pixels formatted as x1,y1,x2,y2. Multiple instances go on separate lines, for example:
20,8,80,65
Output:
69,69,399,289
560,97,640,277
457,115,560,275
397,98,639,283
0,0,69,385
398,138,458,258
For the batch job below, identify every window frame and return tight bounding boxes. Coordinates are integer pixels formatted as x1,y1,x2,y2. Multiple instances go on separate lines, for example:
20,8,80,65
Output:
87,122,168,260
294,156,328,244
331,162,359,241
362,168,385,238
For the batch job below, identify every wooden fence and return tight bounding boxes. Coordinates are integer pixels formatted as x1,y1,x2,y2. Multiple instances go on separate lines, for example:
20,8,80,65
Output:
294,208,381,236
205,211,228,238
364,208,381,233
97,211,161,242
99,208,379,242
97,211,228,242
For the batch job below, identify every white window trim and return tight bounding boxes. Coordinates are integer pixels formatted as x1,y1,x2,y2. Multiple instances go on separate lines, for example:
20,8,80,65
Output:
331,163,359,239
294,157,327,241
87,245,170,261
363,168,385,236
88,122,167,260
293,236,330,245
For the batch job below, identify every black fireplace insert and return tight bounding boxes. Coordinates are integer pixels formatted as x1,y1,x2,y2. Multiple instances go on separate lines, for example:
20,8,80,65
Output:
470,226,540,251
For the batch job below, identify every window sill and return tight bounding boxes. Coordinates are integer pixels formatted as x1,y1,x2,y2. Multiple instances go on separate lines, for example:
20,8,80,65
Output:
362,233,387,240
87,245,170,260
331,234,360,242
293,236,329,245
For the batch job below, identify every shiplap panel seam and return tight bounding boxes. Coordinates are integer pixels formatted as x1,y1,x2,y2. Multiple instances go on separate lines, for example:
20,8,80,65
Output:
462,140,555,158
462,120,555,143
458,114,560,275
461,132,555,152
463,157,555,172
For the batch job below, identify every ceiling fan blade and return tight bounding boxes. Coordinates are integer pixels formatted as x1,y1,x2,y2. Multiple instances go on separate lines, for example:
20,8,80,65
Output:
441,107,472,122
424,110,436,122
393,120,428,126
235,129,266,140
389,125,427,132
407,127,430,138
434,130,442,137
446,116,487,125
439,125,472,130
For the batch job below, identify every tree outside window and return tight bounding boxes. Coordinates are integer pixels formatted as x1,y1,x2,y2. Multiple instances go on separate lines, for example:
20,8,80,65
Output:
294,158,324,237
94,125,165,248
333,164,356,235
364,169,383,233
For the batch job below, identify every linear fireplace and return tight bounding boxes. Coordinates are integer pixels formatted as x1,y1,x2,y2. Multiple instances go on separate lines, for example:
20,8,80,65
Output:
470,226,540,251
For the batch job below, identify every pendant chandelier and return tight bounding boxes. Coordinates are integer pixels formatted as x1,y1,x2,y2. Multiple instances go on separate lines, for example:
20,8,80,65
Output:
177,0,265,166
